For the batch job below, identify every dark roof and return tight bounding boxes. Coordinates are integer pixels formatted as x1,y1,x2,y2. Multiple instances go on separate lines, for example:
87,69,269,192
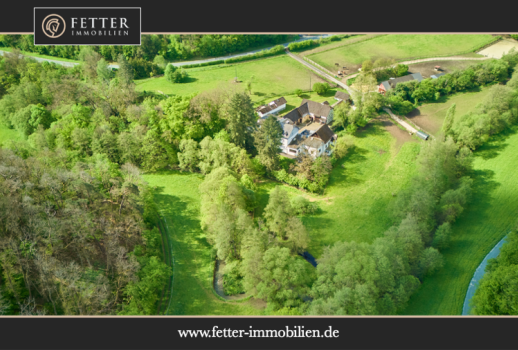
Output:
322,101,330,106
334,91,350,101
314,124,335,143
255,96,287,114
380,73,424,90
283,108,303,123
300,100,333,117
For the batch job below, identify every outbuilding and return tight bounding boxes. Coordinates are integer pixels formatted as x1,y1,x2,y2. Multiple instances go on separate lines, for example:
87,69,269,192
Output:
416,130,429,140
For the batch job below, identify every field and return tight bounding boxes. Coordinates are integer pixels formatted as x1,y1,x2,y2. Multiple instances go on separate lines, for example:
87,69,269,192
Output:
405,86,493,136
403,126,518,315
406,59,485,79
135,55,329,103
256,120,422,258
0,124,24,144
144,171,264,315
307,34,495,73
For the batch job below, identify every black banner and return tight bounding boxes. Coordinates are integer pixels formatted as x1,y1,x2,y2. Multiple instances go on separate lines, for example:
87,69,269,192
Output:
1,316,517,349
34,7,141,45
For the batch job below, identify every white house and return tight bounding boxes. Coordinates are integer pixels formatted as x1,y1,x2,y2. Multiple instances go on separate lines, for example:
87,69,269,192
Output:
279,119,300,154
285,124,337,159
256,97,287,118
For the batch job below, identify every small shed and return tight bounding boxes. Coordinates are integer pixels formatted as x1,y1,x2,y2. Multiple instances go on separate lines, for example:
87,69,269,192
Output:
434,66,441,71
416,130,429,140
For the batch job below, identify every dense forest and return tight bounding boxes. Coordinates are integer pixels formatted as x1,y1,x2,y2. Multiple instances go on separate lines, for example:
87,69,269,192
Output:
0,41,517,314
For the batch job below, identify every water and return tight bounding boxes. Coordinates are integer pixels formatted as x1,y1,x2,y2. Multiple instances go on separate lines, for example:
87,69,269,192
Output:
462,234,509,315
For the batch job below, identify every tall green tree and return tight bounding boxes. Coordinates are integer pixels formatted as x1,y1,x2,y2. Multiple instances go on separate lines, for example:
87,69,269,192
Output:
253,115,283,172
442,103,456,136
224,92,257,153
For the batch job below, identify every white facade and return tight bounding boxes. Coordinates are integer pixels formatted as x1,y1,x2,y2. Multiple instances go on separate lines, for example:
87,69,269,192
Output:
257,103,286,118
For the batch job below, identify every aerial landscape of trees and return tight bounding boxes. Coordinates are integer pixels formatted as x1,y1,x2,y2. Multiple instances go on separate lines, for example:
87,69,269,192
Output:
0,35,518,315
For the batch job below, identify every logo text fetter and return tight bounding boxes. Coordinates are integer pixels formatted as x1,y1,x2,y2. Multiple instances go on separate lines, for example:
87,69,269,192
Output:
71,18,129,29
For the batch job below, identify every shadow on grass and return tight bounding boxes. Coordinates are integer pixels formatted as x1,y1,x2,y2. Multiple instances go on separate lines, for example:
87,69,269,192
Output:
181,76,199,84
475,127,517,160
355,121,387,139
327,146,368,187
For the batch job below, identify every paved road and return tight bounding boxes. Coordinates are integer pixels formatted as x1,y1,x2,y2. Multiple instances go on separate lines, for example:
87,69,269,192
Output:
0,49,120,69
286,50,356,94
0,35,332,70
382,107,418,134
169,34,332,67
343,56,492,84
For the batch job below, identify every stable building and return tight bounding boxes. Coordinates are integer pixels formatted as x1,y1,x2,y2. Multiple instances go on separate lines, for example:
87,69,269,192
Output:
256,97,287,118
378,73,424,95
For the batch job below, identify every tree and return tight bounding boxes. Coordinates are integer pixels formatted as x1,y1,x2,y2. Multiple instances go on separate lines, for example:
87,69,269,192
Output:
224,92,257,153
295,89,303,97
164,64,188,83
255,247,314,309
332,135,355,160
352,74,378,93
313,82,330,95
153,55,168,70
116,54,134,87
253,115,283,172
97,58,113,83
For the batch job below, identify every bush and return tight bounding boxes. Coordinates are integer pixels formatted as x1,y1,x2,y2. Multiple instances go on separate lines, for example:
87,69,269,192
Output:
290,196,318,215
313,82,330,95
224,45,285,64
165,64,188,83
222,261,245,295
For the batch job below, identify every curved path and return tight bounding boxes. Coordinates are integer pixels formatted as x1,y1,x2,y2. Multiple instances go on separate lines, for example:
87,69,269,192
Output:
462,233,509,315
213,259,249,301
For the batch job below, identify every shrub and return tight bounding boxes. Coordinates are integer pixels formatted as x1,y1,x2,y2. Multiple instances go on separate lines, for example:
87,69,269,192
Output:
313,82,330,95
290,196,318,215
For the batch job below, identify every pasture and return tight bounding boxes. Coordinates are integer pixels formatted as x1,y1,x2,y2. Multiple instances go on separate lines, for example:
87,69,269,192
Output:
403,126,518,315
405,86,493,136
144,171,264,315
135,55,329,103
307,34,495,73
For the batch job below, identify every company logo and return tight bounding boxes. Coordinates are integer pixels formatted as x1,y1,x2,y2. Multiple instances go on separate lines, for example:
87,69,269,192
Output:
42,14,66,38
34,8,141,46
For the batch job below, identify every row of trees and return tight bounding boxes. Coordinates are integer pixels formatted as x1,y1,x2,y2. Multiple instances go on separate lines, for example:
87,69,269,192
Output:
0,34,296,63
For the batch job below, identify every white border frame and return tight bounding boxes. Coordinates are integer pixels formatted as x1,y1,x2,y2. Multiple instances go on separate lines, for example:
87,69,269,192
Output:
33,7,141,46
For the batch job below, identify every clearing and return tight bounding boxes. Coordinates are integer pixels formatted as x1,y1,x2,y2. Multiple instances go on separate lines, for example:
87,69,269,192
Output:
135,55,329,102
405,86,493,136
307,34,495,73
403,126,518,315
144,170,264,315
478,39,518,59
256,120,422,258
0,124,24,144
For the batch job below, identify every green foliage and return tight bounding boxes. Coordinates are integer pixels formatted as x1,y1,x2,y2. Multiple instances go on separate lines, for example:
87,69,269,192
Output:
224,92,257,152
253,115,283,172
165,64,188,83
313,82,330,95
290,196,318,215
222,261,245,295
224,45,285,64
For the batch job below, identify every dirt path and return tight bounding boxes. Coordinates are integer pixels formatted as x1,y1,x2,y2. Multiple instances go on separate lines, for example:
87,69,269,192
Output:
382,107,418,134
213,259,249,301
286,51,356,94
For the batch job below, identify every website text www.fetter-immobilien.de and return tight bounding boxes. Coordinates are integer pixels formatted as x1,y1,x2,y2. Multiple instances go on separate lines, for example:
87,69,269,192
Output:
178,325,339,338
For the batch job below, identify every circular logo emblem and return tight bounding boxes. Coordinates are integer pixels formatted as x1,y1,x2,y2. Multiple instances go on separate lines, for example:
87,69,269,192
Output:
42,14,66,38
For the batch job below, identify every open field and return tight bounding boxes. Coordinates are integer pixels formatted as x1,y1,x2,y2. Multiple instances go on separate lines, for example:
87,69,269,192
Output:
407,59,487,79
307,34,496,73
135,56,329,103
0,125,24,144
403,126,518,315
405,86,493,136
478,39,518,59
256,120,422,258
144,171,264,315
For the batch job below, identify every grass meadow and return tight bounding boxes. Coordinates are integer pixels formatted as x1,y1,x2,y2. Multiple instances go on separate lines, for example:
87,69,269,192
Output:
143,170,264,315
403,126,518,315
307,34,495,72
0,124,24,145
405,85,494,136
135,55,329,103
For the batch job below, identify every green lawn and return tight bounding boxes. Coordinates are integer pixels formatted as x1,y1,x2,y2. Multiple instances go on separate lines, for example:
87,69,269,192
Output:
0,46,80,64
143,170,264,315
135,55,329,103
405,86,494,136
255,120,422,258
0,124,24,145
307,34,496,72
402,126,518,315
